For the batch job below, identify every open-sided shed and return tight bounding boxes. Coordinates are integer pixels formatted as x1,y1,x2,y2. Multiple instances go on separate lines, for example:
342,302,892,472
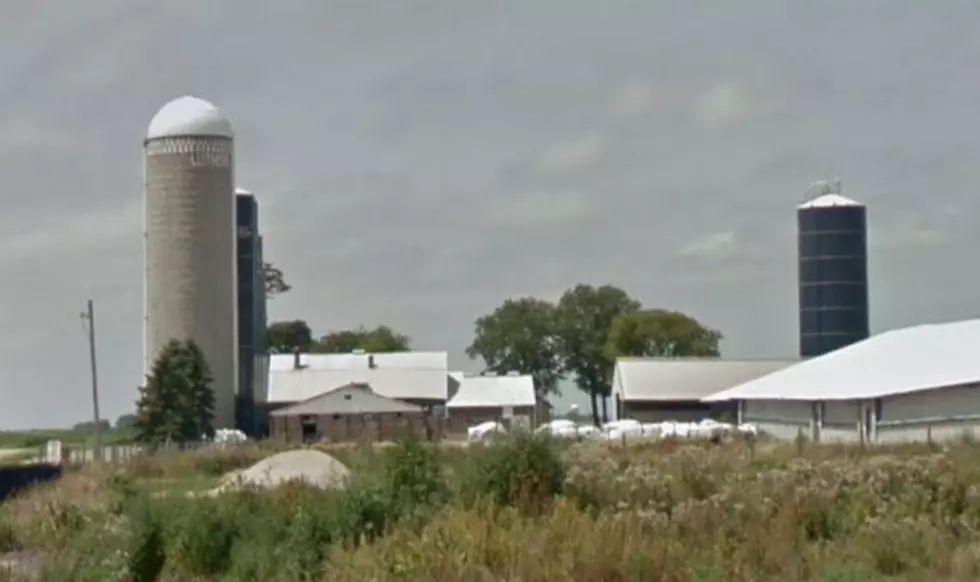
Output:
703,319,980,443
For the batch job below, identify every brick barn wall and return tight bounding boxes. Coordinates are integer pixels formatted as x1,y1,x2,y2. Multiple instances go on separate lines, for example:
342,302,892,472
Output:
270,412,446,444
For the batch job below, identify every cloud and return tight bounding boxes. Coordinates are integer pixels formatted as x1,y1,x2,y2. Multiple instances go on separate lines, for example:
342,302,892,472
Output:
693,83,772,129
0,200,140,263
678,231,737,259
2,0,980,429
484,191,593,227
609,80,656,119
533,135,608,176
871,226,949,251
0,117,79,151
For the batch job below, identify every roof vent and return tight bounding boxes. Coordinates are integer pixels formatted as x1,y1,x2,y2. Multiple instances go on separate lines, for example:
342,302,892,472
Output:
352,348,366,354
506,370,520,376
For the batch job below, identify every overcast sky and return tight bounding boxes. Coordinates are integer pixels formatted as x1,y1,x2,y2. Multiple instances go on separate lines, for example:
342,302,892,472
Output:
0,1,978,428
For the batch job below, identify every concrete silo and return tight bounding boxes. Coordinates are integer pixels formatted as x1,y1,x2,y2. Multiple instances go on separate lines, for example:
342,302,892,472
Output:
143,96,238,430
797,179,870,358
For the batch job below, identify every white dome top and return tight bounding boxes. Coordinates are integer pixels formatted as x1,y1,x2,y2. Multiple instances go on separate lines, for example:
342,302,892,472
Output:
798,193,863,209
146,96,233,140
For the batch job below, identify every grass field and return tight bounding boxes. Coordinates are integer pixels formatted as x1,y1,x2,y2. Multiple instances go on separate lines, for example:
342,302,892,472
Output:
0,428,133,451
2,436,979,581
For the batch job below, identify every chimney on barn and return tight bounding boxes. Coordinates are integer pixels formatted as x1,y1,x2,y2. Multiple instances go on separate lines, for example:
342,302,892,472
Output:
368,354,377,369
292,346,302,370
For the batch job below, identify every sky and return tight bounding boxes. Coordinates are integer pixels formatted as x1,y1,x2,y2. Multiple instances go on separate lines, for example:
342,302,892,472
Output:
1,1,979,428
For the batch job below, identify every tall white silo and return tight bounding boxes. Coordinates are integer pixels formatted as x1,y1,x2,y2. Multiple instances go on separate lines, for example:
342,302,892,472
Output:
143,96,238,430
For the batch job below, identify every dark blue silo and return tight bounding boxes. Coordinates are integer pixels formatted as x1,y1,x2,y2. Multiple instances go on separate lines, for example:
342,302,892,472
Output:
797,184,869,358
235,189,267,436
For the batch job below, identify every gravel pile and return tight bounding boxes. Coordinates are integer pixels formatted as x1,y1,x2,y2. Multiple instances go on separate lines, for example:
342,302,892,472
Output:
212,449,350,494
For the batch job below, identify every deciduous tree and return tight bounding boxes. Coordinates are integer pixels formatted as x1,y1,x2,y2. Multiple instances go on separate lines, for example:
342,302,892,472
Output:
465,297,565,397
134,339,216,446
556,284,641,426
115,414,138,431
605,308,722,360
263,262,291,298
71,420,111,434
313,325,411,353
267,320,314,353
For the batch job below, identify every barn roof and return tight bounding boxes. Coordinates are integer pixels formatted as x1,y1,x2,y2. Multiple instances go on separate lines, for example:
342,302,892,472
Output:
267,351,450,403
703,318,980,402
270,383,423,416
447,374,536,408
613,358,795,401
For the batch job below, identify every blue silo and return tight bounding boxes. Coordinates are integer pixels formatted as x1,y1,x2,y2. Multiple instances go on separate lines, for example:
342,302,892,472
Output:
797,180,870,358
235,188,267,436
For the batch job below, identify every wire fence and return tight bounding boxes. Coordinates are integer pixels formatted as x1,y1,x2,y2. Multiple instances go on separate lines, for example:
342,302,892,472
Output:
13,439,245,468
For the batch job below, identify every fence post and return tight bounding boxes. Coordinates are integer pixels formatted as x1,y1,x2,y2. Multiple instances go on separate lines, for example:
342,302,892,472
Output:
927,424,933,446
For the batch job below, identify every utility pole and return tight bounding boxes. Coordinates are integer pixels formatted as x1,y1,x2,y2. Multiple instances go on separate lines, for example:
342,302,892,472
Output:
81,299,103,462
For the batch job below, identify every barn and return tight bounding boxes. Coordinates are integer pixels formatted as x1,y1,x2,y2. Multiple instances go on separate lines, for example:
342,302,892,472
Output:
611,358,796,423
265,350,454,409
268,382,431,443
257,350,455,440
446,373,542,432
702,319,980,443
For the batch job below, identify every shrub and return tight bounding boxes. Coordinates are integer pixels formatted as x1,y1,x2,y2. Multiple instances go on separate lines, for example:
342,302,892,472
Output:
124,446,267,479
0,511,19,553
380,436,447,514
163,496,240,576
223,485,339,582
125,497,166,582
22,439,980,580
459,432,565,513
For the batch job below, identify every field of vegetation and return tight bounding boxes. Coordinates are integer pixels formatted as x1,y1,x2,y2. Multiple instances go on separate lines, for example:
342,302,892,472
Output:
0,428,132,451
3,435,980,581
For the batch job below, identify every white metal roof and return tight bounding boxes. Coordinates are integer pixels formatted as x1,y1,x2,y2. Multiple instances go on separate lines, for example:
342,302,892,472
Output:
270,384,425,416
447,374,536,408
798,193,863,209
235,187,254,195
267,351,450,403
269,351,448,372
268,368,449,403
613,358,796,401
147,96,233,140
703,318,980,402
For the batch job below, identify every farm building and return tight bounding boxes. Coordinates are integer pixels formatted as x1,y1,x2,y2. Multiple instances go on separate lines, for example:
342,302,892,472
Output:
265,350,454,408
269,382,433,443
611,358,796,423
446,373,544,432
258,350,456,440
702,319,980,443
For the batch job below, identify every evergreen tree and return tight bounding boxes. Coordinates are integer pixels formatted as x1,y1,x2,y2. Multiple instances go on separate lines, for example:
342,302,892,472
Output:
134,339,216,446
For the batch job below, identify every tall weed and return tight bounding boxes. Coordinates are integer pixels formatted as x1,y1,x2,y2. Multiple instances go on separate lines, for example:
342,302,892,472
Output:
458,432,565,513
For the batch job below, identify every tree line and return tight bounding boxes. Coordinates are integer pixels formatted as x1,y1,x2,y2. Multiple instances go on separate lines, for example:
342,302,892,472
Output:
463,284,722,426
131,266,723,442
265,279,722,427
